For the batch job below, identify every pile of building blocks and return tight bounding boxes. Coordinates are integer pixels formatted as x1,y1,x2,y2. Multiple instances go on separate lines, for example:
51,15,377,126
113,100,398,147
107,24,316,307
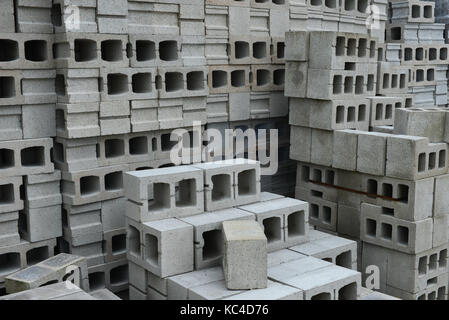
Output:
123,159,367,300
287,1,449,300
0,0,448,301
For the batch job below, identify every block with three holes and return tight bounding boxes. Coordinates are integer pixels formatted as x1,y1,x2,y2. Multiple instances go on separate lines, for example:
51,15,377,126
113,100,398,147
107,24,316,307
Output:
239,197,309,252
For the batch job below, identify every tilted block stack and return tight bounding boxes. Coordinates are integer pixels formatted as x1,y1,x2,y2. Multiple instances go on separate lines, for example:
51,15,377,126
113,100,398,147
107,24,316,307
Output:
287,1,449,300
124,159,364,300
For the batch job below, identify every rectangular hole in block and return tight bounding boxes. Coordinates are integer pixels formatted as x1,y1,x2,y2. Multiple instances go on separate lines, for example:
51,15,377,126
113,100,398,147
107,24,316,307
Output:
390,27,402,41
355,76,363,94
89,272,106,291
127,225,141,257
404,48,412,61
325,0,336,8
107,74,128,95
105,171,123,191
369,41,376,58
277,42,285,58
311,292,331,300
301,165,310,182
136,40,156,61
418,153,426,172
311,190,323,198
175,179,196,207
344,62,356,71
428,291,437,300
273,69,285,85
187,71,204,91
145,234,159,266
202,229,223,261
0,40,19,62
0,149,14,169
424,5,432,18
231,70,245,87
400,74,406,88
358,38,367,57
112,234,127,255
55,75,66,96
416,69,424,82
212,70,227,88
101,40,123,62
211,174,231,201
380,223,392,241
235,41,249,59
21,147,45,167
391,74,398,88
382,183,393,197
397,184,409,203
110,264,128,286
357,0,368,12
382,207,394,216
263,217,282,243
375,104,383,120
322,206,332,224
74,39,96,62
429,253,438,271
0,184,14,205
366,219,377,237
336,105,345,123
310,0,322,5
377,48,384,61
347,106,355,122
253,42,267,60
397,226,409,246
418,256,427,275
25,40,48,62
385,104,393,119
0,252,21,277
310,204,319,219
347,39,356,56
287,211,305,237
80,176,100,196
165,72,183,92
428,48,437,61
0,77,16,98
132,73,152,93
336,37,345,56
415,48,424,61
440,48,447,61
336,251,352,269
338,282,357,300
439,150,447,168
367,75,374,92
439,249,447,268
382,74,390,89
358,104,367,121
129,137,148,155
429,152,436,170
437,287,446,300
411,5,420,18
238,169,256,196
161,133,177,151
26,246,49,266
344,77,353,94
333,75,342,94
148,183,171,211
427,69,434,81
257,69,270,86
159,41,178,61
325,171,335,184
105,139,125,158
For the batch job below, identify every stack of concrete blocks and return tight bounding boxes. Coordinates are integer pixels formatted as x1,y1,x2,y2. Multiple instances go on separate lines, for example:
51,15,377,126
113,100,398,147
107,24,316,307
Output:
124,159,364,300
384,0,449,107
0,0,63,296
286,12,449,298
204,0,295,197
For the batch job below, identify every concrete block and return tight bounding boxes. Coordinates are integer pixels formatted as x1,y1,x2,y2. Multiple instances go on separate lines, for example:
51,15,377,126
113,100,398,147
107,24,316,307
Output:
357,131,389,176
222,220,267,290
180,208,255,270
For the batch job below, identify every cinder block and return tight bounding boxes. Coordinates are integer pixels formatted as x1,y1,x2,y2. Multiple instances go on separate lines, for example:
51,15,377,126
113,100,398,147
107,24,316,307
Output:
127,218,194,278
394,108,447,143
124,165,204,222
357,131,390,176
88,260,129,293
222,220,267,290
180,208,254,270
239,198,309,252
20,205,62,242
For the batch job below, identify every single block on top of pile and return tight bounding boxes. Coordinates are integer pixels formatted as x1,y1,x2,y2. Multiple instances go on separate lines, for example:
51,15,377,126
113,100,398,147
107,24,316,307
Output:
222,220,267,290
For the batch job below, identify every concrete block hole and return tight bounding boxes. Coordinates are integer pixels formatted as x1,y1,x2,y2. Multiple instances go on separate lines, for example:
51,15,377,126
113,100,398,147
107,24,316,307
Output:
202,229,223,261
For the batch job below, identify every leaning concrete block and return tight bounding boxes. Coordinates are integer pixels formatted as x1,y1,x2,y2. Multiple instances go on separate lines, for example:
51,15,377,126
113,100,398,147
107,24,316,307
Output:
5,253,89,294
357,131,390,176
222,220,267,290
394,108,447,143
